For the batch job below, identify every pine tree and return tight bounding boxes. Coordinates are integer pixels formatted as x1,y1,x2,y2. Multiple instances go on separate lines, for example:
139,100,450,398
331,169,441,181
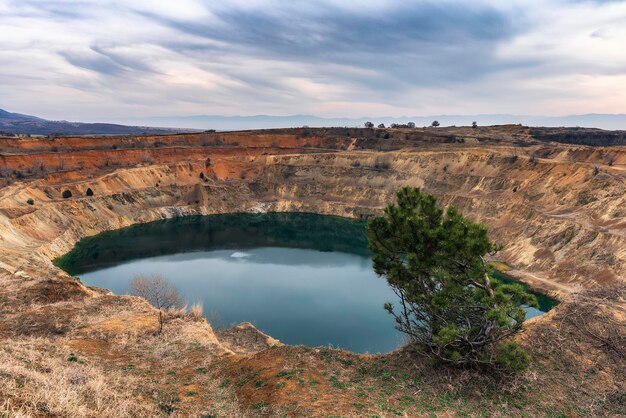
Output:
367,187,537,370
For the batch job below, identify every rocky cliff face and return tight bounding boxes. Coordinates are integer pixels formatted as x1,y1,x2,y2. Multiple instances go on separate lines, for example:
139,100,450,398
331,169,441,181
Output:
1,126,624,297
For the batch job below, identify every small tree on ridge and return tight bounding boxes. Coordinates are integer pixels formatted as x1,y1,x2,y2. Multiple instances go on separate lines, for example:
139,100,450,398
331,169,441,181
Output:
130,274,184,334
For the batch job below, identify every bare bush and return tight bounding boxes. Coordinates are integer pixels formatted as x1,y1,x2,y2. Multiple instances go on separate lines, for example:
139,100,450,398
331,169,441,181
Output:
557,284,626,362
373,159,391,170
130,274,184,334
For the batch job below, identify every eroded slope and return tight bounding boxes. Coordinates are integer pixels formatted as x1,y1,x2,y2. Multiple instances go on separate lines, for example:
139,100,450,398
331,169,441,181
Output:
1,126,625,294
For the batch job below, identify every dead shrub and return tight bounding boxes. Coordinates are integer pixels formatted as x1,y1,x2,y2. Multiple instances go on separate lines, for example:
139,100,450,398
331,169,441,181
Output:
190,302,204,321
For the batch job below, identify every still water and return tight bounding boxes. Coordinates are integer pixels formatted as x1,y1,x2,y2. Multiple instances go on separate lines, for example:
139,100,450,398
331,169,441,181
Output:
54,213,556,353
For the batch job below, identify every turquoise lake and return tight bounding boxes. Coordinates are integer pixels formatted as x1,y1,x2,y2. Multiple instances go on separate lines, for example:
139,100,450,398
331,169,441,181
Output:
55,213,556,353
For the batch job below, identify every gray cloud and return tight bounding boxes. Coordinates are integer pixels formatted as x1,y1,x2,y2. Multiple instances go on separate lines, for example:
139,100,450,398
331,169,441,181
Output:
145,2,520,88
89,45,155,73
6,0,95,19
60,51,127,76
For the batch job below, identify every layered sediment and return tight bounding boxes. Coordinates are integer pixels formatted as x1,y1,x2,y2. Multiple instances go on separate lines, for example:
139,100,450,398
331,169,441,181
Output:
1,126,625,297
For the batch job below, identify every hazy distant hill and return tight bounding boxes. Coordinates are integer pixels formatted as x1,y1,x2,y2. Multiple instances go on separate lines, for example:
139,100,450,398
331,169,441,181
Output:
120,113,626,131
3,108,626,135
0,109,197,136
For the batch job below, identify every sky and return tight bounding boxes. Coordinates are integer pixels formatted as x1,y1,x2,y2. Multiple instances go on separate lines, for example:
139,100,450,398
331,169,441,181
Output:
1,0,625,122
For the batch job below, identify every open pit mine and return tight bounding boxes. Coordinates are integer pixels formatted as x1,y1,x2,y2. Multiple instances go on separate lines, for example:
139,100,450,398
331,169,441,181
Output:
0,126,624,417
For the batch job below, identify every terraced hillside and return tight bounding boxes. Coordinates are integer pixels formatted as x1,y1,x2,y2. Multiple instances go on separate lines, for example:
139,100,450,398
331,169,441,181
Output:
1,125,625,294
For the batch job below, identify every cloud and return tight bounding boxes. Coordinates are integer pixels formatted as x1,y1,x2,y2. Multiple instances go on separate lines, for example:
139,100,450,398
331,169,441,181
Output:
0,0,625,121
145,1,519,88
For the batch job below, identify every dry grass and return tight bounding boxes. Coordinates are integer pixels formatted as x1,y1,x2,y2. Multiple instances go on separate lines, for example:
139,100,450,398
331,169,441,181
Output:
190,302,204,321
0,338,156,417
0,288,251,417
523,284,626,417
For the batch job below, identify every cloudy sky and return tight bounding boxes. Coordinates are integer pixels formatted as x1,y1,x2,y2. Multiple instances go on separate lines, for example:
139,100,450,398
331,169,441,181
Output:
1,0,625,122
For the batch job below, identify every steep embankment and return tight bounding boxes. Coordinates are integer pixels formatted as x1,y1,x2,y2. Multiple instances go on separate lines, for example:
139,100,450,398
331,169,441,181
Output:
0,126,625,417
1,126,625,295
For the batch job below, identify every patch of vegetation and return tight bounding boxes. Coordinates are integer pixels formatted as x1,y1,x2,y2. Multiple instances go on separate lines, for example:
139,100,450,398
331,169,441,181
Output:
252,401,268,410
489,261,513,272
158,402,176,415
338,358,353,367
276,369,304,379
577,190,597,205
495,341,531,372
26,198,34,205
62,189,72,199
318,349,333,362
373,159,391,170
328,374,349,390
352,402,365,410
85,187,94,196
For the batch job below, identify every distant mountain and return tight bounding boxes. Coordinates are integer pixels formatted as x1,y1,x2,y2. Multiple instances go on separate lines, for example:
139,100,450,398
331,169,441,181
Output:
3,108,626,135
0,109,197,136
0,109,44,122
119,113,626,131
